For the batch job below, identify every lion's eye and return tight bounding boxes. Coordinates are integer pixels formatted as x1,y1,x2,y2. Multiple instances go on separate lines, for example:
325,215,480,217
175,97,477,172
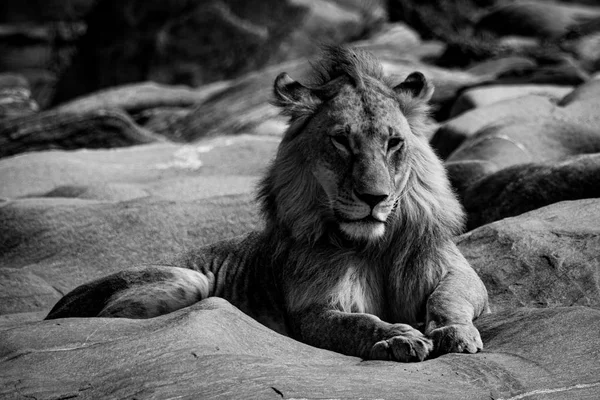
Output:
388,137,404,151
330,135,351,152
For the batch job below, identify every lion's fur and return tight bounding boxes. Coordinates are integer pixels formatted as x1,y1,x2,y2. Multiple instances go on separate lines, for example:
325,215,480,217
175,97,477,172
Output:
259,46,468,325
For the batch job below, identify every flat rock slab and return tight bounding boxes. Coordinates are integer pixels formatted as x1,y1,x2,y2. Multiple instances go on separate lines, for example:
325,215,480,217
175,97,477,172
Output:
458,199,600,312
0,134,280,199
1,298,599,400
0,135,279,314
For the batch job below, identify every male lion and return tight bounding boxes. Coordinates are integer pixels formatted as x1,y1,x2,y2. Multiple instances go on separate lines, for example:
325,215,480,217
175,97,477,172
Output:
47,46,489,362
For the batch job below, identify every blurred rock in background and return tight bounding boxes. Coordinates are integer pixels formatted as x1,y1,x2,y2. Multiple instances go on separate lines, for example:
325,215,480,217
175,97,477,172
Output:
0,0,94,108
50,0,385,106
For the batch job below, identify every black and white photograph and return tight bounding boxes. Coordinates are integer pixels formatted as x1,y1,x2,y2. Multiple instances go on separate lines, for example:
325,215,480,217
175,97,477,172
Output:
1,0,600,399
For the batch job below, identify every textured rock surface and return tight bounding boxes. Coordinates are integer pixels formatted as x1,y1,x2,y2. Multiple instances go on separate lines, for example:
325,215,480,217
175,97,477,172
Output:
431,95,557,160
435,79,600,204
458,199,600,312
449,84,573,118
474,1,600,40
462,154,600,229
0,135,278,314
1,299,600,400
433,78,600,162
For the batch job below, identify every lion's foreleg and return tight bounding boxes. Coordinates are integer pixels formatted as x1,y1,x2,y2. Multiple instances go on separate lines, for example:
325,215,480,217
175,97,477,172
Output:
291,306,433,362
424,248,490,356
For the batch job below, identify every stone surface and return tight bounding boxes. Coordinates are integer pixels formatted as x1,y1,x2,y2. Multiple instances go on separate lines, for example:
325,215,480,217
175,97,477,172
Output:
474,1,600,40
1,298,600,400
0,135,278,314
449,84,573,118
431,95,558,160
0,108,163,159
433,78,600,197
462,153,600,229
0,73,38,119
458,199,600,312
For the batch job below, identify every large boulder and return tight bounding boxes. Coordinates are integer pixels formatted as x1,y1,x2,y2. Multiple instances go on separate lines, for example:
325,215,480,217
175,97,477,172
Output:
434,78,600,161
0,135,278,314
474,1,600,40
51,0,386,105
448,84,573,118
458,199,600,312
431,95,557,160
462,153,600,229
0,108,163,159
435,78,600,203
1,299,600,399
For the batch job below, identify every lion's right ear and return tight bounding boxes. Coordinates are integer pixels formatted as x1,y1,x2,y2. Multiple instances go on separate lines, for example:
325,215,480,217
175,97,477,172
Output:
394,72,434,103
272,73,321,119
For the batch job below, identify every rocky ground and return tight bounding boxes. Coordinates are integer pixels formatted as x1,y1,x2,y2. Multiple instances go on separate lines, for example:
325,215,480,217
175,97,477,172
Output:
2,0,600,399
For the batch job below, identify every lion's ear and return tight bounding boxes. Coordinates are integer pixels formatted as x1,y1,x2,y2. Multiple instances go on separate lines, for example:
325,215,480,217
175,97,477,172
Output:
272,73,320,119
394,72,434,102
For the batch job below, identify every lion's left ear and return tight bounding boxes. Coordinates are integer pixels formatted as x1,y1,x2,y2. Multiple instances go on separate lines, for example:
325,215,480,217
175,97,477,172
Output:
273,72,346,120
272,73,321,120
394,72,434,102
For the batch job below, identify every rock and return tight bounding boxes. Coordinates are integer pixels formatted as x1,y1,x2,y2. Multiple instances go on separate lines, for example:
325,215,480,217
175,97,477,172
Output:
449,84,573,118
570,32,600,73
1,299,599,399
51,0,386,105
174,50,486,140
0,73,38,119
475,1,600,40
0,18,88,107
352,22,422,53
0,0,95,23
433,77,600,166
506,55,589,85
0,135,278,314
431,95,557,160
445,159,497,199
462,154,600,229
0,108,162,159
133,107,193,140
465,55,537,78
445,119,600,201
559,76,600,105
55,81,229,115
458,199,600,311
438,105,600,200
449,118,600,164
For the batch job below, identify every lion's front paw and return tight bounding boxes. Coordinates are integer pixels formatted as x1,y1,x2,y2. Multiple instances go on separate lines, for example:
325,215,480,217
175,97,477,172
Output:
370,324,433,362
428,324,483,356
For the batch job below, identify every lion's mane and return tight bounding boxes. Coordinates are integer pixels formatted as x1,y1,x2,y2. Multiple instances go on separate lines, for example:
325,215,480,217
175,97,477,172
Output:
258,47,465,324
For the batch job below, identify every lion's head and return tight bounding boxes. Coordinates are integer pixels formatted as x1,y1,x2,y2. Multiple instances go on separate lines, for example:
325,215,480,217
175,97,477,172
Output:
259,46,463,247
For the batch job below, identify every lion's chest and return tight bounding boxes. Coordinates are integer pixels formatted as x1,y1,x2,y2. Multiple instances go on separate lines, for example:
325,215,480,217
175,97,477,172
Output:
329,259,385,317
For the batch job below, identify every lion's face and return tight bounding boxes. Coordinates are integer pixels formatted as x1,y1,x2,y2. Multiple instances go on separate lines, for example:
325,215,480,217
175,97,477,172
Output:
306,83,416,241
266,47,438,244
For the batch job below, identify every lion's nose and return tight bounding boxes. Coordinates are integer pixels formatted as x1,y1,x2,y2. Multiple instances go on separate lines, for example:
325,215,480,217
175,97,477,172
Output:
354,190,388,208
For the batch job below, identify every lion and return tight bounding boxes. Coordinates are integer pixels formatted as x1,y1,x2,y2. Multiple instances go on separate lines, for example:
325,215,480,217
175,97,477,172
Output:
46,46,490,362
